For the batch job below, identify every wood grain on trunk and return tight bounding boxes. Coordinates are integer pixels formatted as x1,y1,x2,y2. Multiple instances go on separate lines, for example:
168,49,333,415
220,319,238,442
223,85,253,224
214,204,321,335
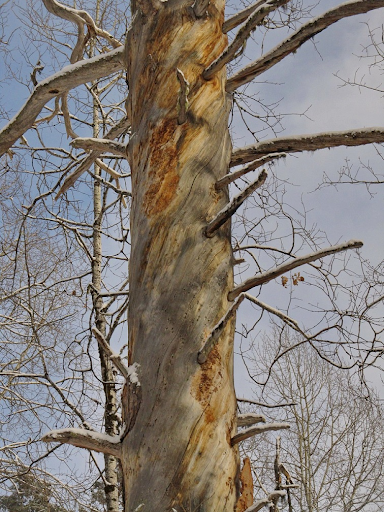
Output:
123,1,239,510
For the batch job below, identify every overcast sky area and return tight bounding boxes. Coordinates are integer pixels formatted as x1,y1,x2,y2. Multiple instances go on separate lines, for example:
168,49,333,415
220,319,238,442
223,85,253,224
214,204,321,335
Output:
0,0,383,429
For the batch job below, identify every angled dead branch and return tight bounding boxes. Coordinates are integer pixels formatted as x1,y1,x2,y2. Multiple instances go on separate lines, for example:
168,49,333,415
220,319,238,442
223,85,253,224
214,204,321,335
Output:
218,153,285,188
244,498,269,512
223,0,265,33
229,240,363,300
231,422,290,445
0,47,124,156
92,327,129,379
71,137,126,156
205,169,267,237
176,69,190,125
193,0,210,17
237,397,296,408
197,294,245,364
231,128,384,167
42,428,121,458
204,0,289,79
238,413,266,427
227,0,384,91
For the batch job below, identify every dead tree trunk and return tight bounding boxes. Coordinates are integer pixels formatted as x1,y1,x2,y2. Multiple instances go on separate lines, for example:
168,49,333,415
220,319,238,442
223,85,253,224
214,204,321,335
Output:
123,1,239,510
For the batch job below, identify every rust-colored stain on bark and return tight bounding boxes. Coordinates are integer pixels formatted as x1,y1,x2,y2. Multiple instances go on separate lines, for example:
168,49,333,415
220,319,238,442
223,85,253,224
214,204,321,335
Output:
191,346,221,407
235,458,254,512
143,118,180,217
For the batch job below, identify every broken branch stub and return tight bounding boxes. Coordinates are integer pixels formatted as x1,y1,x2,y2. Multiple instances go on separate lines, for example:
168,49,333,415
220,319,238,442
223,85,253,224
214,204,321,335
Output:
197,294,245,364
231,422,290,445
205,169,267,238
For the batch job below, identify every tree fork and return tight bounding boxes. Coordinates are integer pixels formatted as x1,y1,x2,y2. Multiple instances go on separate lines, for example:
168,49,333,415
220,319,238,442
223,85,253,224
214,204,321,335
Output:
124,2,239,511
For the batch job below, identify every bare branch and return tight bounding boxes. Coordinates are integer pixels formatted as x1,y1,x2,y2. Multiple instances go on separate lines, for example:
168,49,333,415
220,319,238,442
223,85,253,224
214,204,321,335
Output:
197,294,245,364
229,240,363,300
42,428,122,458
244,293,299,329
231,128,384,167
92,327,129,379
227,0,384,91
205,169,267,237
223,0,265,33
0,47,124,156
204,0,289,79
71,137,126,156
218,153,286,187
238,413,266,427
237,397,297,408
56,115,130,198
231,423,290,445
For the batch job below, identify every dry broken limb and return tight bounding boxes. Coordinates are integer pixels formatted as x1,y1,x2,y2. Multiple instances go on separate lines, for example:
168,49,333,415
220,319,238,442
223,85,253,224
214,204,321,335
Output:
231,422,290,445
203,0,290,79
229,240,363,300
230,128,384,166
205,169,267,237
226,0,384,92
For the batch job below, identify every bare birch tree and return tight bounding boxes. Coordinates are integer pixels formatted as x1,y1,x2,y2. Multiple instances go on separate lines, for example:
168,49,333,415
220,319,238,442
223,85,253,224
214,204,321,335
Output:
242,336,384,512
1,0,384,511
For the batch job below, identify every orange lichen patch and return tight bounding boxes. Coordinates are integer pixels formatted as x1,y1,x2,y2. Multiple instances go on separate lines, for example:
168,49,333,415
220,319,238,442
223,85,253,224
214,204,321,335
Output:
235,458,254,512
143,118,180,217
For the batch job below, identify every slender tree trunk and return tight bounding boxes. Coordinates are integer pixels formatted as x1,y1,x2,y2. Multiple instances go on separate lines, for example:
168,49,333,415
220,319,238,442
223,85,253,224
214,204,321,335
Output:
123,1,239,510
92,91,120,512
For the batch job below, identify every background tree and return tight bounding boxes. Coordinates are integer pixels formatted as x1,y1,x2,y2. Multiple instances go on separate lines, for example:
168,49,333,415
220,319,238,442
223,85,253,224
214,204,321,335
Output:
1,0,384,511
241,334,384,512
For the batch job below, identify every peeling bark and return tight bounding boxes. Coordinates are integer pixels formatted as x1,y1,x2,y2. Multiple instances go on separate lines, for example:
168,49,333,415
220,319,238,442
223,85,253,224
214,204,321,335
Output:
235,458,254,512
123,2,239,510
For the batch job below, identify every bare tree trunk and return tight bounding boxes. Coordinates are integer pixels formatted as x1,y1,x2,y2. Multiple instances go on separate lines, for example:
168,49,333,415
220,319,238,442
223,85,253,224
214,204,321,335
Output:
123,1,239,510
92,89,120,512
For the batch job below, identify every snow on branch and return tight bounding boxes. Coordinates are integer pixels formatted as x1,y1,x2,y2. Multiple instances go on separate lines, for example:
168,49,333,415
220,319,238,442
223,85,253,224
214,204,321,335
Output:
244,491,287,512
56,116,130,198
92,327,130,379
244,293,299,330
70,137,126,156
204,0,289,79
42,0,121,64
223,0,265,33
228,240,363,300
238,413,266,427
231,127,384,167
0,47,124,156
205,169,267,237
227,0,384,91
197,294,245,364
218,153,286,188
42,428,121,458
231,422,290,445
